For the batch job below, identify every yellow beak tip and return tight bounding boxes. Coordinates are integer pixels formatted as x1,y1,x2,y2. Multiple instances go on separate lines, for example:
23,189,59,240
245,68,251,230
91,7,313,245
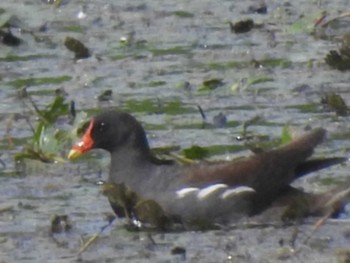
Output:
67,149,82,160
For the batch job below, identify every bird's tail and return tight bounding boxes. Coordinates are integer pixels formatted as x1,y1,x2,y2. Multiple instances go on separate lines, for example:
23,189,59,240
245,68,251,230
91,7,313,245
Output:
295,157,348,179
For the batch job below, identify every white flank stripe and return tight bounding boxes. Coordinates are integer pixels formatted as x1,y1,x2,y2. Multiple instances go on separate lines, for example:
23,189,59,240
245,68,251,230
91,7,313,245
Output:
220,186,255,200
176,187,199,199
197,184,227,200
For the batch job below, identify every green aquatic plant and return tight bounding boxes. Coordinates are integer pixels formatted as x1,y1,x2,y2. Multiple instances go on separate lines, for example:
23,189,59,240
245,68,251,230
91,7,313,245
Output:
182,145,209,160
280,125,293,145
325,40,350,71
6,76,71,89
321,92,349,116
197,78,224,92
15,95,85,163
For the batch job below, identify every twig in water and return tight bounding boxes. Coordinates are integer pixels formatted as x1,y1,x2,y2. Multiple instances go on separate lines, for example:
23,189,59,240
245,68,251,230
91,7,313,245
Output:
77,217,116,255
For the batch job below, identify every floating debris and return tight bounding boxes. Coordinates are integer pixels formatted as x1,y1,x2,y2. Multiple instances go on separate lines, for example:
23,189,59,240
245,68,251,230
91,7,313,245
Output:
97,89,113,102
77,216,115,255
0,28,21,46
325,34,350,71
171,246,186,260
173,10,194,18
43,0,62,7
171,246,186,255
321,92,349,116
314,11,350,28
229,19,254,34
50,214,72,234
213,112,227,128
198,78,224,92
64,36,90,59
247,3,267,14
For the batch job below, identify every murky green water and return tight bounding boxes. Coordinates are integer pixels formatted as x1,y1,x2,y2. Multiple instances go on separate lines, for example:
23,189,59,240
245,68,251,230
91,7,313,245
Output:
1,0,350,262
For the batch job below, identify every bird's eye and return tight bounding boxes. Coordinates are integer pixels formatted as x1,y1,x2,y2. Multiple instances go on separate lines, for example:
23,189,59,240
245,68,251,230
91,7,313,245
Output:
98,121,108,132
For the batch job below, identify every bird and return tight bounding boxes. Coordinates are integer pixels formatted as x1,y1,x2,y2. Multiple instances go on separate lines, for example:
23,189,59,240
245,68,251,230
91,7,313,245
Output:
68,110,348,229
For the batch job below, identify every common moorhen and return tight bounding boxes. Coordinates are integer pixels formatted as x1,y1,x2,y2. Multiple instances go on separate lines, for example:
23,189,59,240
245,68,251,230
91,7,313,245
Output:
68,110,347,227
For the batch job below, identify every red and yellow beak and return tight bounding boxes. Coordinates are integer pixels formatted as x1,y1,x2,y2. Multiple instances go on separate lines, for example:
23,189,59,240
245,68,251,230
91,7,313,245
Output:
68,120,94,160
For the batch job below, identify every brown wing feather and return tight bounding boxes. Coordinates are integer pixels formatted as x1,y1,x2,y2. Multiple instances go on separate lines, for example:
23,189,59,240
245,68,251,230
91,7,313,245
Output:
184,128,326,194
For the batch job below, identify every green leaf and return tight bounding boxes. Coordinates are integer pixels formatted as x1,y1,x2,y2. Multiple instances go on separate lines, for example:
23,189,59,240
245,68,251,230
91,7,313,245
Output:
280,126,292,145
182,145,209,160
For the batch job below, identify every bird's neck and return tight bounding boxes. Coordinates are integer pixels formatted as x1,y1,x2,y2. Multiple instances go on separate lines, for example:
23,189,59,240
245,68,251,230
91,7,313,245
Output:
108,144,157,185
